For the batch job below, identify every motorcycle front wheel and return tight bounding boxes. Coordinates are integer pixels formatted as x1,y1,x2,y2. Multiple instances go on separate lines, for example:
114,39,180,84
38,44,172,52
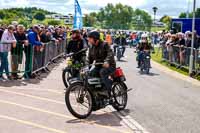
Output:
65,82,93,119
112,82,128,111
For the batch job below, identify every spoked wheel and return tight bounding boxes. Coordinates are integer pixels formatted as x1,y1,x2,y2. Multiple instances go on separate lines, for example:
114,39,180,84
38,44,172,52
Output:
112,82,128,111
140,63,144,72
65,82,93,119
62,68,72,88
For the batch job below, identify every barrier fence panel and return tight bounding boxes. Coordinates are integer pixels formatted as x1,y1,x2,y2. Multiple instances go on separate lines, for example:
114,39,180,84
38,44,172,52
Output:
195,48,200,73
161,45,200,73
0,40,66,78
32,40,66,74
0,43,33,78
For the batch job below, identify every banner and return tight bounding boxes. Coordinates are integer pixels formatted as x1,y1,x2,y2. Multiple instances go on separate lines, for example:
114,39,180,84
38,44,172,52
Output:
73,0,83,29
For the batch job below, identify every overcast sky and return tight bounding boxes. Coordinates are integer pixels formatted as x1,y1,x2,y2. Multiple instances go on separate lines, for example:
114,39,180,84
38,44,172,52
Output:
0,0,200,18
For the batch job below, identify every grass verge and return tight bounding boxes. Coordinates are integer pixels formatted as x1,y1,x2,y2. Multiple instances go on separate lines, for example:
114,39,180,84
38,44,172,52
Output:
151,47,200,80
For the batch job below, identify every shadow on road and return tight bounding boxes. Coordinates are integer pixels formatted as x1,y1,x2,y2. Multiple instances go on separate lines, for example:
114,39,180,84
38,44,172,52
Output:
66,110,131,127
0,59,63,87
138,71,160,76
117,59,128,63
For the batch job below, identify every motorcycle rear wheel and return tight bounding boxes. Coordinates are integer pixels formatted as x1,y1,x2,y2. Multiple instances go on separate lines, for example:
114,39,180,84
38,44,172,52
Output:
112,82,128,111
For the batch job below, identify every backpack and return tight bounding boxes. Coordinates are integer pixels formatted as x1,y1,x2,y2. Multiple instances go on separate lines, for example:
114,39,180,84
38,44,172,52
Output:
0,29,4,41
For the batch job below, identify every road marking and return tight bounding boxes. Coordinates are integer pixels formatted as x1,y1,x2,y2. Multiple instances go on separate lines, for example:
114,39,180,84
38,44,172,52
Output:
0,89,65,105
0,86,145,132
0,86,64,94
0,100,131,133
108,107,150,133
0,88,111,114
0,114,66,133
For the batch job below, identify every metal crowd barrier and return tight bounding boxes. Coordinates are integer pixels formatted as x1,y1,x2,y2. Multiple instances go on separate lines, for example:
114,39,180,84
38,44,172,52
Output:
0,40,66,78
0,43,33,78
32,40,66,74
161,45,200,73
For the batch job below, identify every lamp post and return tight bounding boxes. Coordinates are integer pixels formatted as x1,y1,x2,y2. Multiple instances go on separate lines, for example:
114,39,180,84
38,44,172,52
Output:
189,0,196,75
118,9,121,30
152,7,158,24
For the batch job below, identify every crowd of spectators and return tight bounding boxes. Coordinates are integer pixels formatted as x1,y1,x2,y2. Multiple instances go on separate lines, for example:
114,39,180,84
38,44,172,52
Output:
157,31,200,68
0,23,70,80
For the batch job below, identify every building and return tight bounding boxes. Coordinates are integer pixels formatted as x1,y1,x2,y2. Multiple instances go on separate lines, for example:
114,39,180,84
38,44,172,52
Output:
45,14,73,24
171,18,200,35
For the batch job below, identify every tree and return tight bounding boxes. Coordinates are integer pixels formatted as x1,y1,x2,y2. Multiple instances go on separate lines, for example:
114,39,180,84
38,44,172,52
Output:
179,13,187,18
47,20,61,26
83,3,152,30
96,3,134,29
133,9,152,31
160,15,171,30
83,13,97,27
179,8,200,18
0,11,5,19
34,11,46,21
196,8,200,18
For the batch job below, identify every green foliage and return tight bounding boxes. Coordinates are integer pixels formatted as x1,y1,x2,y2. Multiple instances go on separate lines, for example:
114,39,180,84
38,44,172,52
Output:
83,3,152,30
0,7,55,26
133,9,152,31
83,14,97,27
47,19,61,26
160,15,171,30
0,10,5,19
179,8,200,18
179,12,187,18
34,11,46,21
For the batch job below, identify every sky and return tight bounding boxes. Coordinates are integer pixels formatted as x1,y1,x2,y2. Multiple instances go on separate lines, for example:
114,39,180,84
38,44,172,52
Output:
0,0,200,18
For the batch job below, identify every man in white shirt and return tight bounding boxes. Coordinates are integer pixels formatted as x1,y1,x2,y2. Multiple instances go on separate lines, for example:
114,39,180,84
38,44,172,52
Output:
0,25,16,80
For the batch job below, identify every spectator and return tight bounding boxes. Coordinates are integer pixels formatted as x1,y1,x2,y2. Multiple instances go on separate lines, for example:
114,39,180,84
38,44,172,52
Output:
40,26,49,43
25,25,43,79
0,25,16,80
12,25,28,79
166,34,176,63
105,31,112,45
177,33,186,66
53,28,62,44
0,27,4,40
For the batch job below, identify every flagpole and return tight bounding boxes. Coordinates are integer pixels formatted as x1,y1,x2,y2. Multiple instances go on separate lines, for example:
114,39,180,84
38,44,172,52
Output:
189,0,196,75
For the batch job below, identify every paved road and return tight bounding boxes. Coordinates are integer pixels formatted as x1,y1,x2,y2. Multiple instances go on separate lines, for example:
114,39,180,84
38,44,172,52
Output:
0,61,133,133
1,48,200,133
118,48,200,133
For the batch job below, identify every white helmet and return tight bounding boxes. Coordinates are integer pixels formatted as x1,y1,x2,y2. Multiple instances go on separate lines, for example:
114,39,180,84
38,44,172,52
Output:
141,34,148,38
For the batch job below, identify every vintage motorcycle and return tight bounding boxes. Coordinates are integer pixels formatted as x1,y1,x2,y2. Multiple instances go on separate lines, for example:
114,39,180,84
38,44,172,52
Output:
140,50,151,74
65,62,131,119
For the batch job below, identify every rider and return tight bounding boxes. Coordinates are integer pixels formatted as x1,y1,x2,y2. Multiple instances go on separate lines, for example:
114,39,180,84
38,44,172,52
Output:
87,31,116,97
137,33,151,68
67,29,86,60
66,29,86,76
114,31,127,56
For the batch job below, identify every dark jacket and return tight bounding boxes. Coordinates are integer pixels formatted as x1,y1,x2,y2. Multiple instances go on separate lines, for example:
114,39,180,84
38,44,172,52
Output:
0,29,3,41
67,39,85,61
114,36,127,46
138,41,152,51
12,32,27,55
88,42,116,68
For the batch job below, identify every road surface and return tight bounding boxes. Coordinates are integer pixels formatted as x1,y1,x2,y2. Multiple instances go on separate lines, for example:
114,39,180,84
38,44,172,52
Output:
0,48,200,133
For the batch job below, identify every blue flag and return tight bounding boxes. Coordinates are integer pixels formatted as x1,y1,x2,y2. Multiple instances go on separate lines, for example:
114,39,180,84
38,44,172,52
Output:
73,0,83,29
